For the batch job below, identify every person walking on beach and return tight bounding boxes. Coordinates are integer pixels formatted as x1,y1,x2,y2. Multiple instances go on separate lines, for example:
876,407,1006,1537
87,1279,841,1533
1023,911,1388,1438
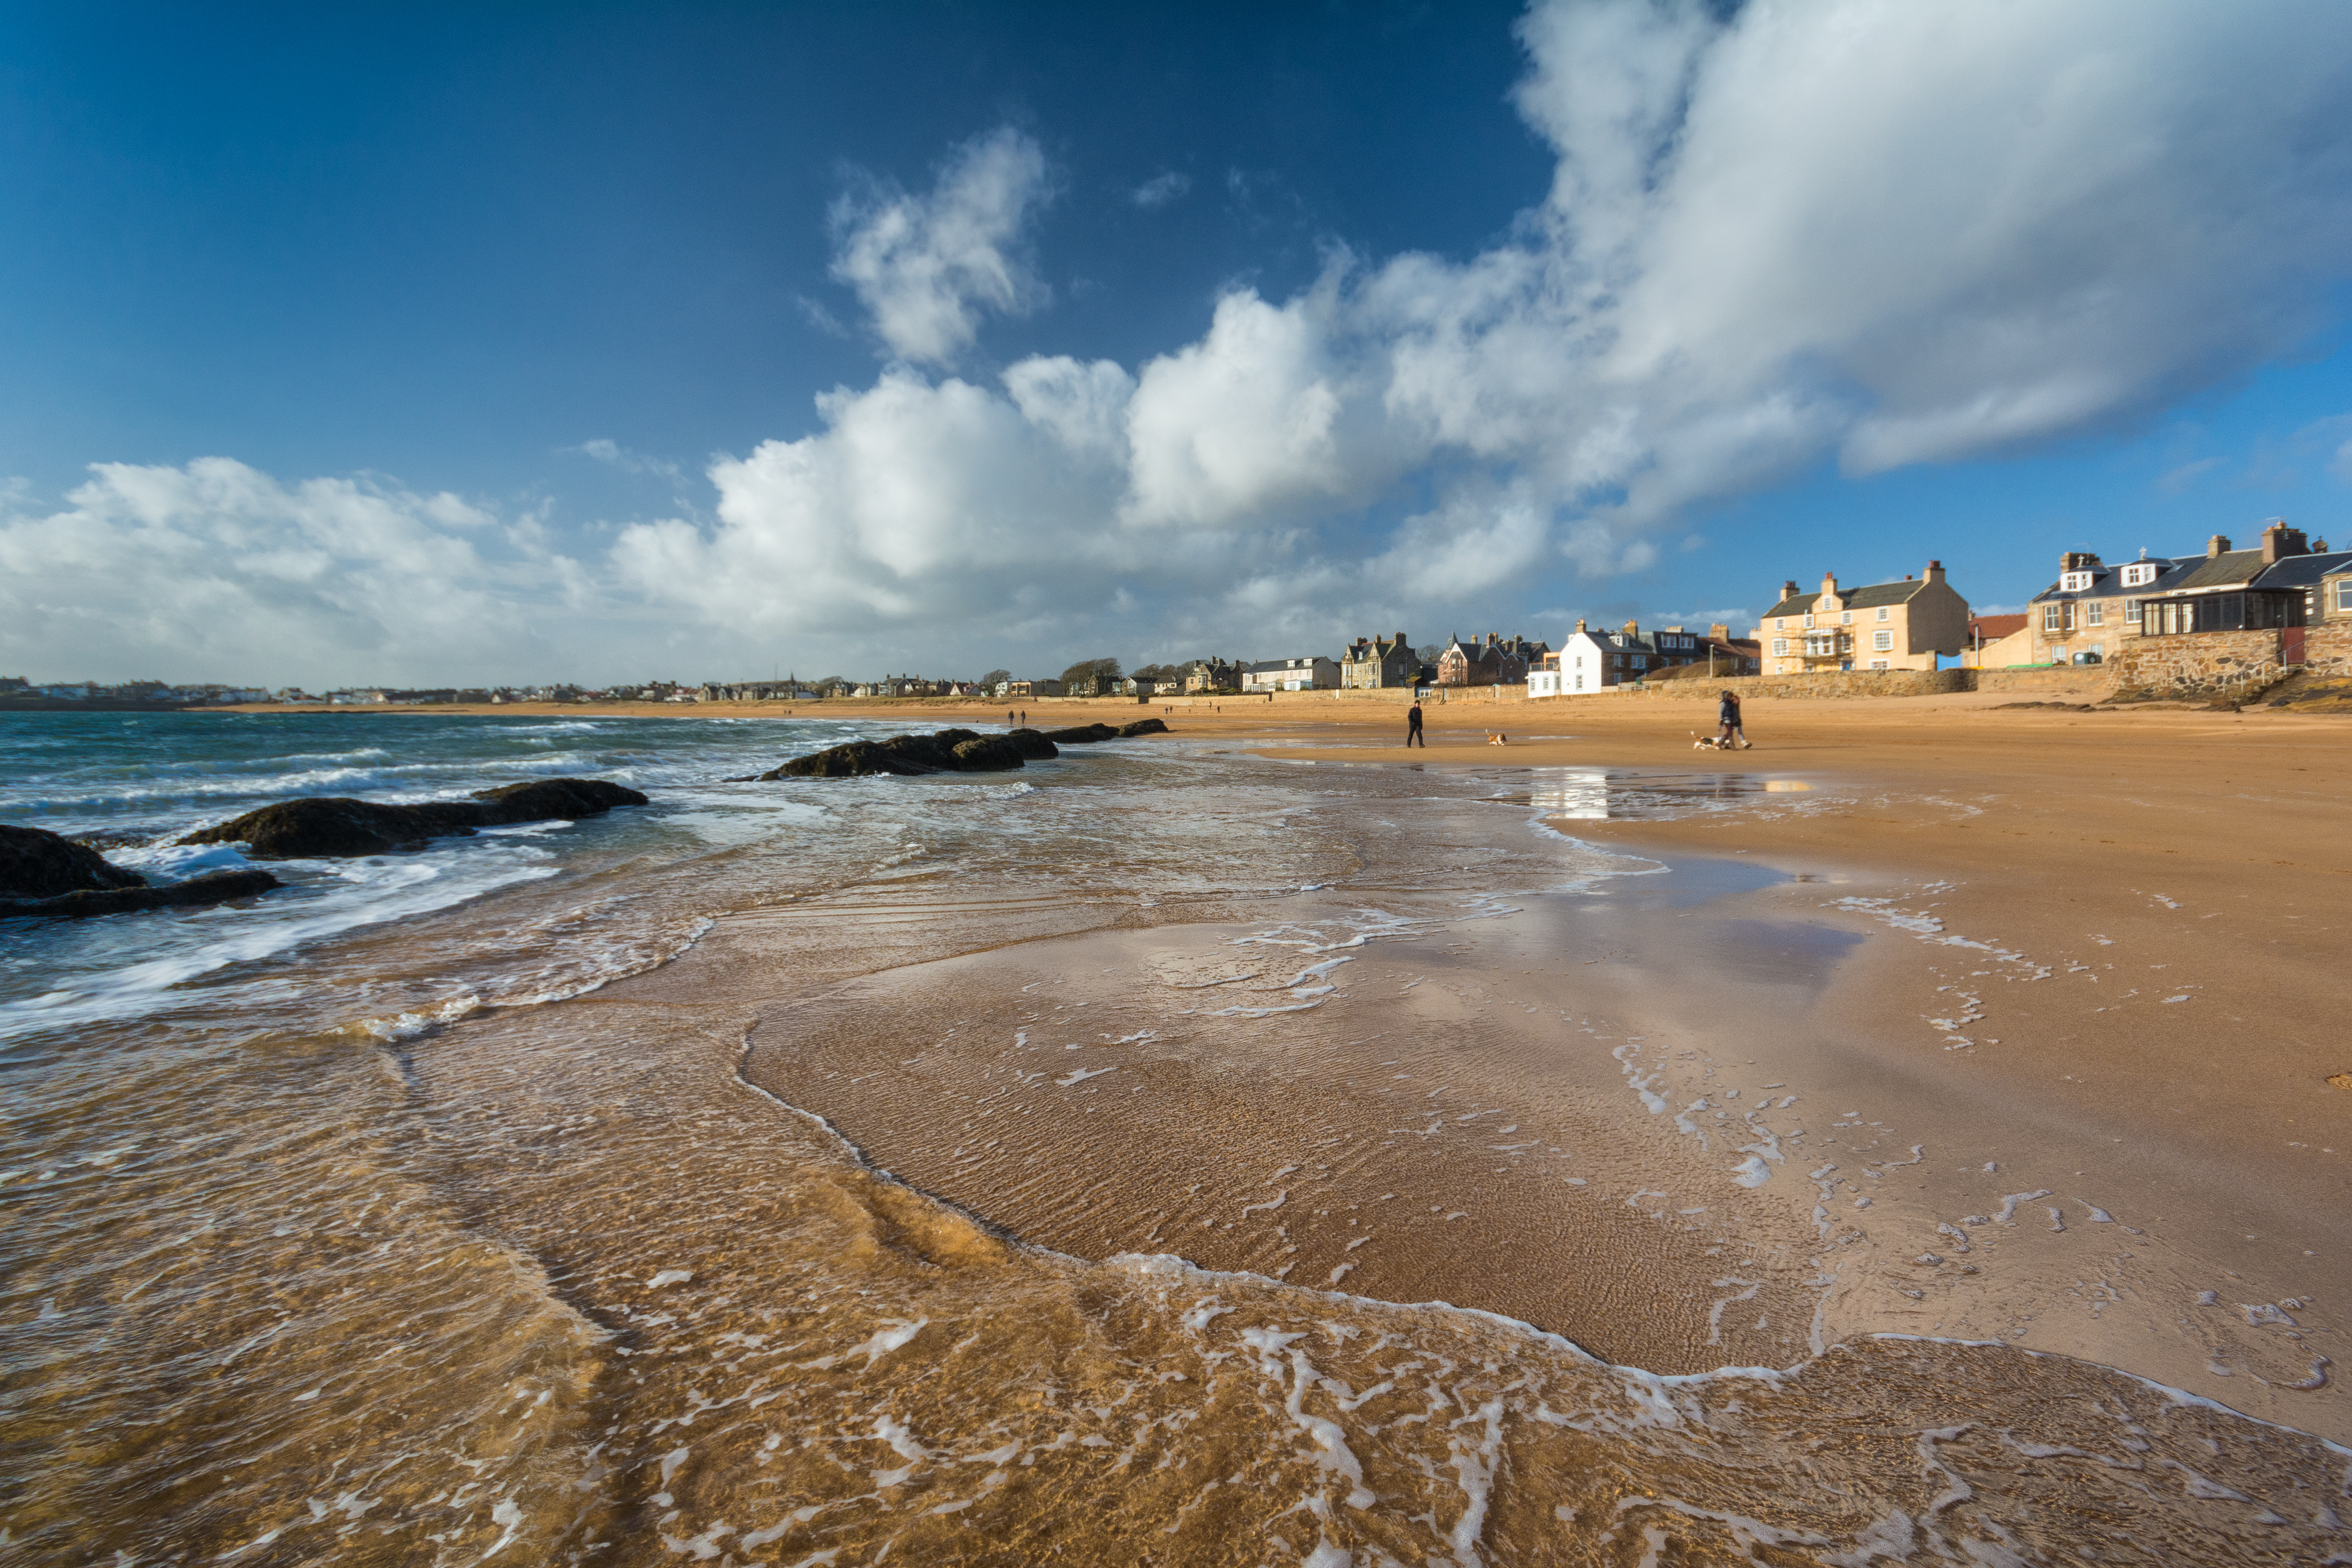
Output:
1406,700,1425,747
1716,690,1751,749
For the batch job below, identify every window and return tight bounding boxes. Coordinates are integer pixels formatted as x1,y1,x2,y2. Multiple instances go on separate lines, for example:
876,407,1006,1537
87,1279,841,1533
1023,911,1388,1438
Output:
1803,613,1815,629
1872,629,1894,651
1840,610,1853,625
2336,581,2352,614
2060,570,2094,592
1770,638,1789,656
1869,659,1888,670
2125,598,2142,624
2041,603,2063,632
1775,617,1786,630
1575,673,1584,691
2121,563,2157,588
2085,601,2104,627
1876,607,1890,621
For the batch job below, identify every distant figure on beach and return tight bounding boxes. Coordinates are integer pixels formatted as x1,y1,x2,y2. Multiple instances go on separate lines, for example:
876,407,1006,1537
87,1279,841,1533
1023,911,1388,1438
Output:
1006,709,1015,726
1486,731,1507,745
1406,701,1425,747
1717,690,1751,749
1020,709,1028,725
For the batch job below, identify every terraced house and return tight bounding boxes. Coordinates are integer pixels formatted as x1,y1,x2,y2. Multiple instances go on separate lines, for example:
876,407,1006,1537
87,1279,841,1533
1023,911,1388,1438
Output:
1760,563,1969,675
2028,522,2340,668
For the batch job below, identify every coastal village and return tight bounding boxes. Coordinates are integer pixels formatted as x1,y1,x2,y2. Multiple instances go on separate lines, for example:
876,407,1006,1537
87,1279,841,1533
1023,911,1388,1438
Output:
10,519,2352,709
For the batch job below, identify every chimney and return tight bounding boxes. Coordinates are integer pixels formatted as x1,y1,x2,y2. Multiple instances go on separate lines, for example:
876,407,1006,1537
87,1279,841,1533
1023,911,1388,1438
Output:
1575,617,1588,633
2208,534,2231,557
1821,571,1838,596
1781,579,1799,603
1925,560,1945,584
1709,623,1729,641
1621,618,1640,638
2261,519,2308,564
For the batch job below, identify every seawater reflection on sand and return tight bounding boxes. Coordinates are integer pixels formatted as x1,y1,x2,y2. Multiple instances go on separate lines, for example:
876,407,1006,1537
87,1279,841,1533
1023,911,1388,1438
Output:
0,716,2341,1566
1520,766,1814,821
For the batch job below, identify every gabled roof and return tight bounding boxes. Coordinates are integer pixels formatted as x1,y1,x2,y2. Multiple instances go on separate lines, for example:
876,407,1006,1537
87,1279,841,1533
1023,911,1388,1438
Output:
2249,549,2352,589
1763,577,1931,619
2030,555,2197,603
1968,613,2029,639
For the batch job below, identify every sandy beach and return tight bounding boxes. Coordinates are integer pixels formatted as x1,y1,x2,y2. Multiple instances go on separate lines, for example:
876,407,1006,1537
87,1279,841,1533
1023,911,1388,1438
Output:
15,692,2350,1564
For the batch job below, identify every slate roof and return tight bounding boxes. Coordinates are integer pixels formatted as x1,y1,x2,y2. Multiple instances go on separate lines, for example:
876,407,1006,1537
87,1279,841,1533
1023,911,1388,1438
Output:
2029,555,2194,604
2248,549,2352,590
1763,578,1931,619
1968,614,2029,640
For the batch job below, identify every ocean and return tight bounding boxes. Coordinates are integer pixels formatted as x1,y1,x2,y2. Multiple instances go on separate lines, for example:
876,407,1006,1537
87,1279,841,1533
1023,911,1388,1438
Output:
1,710,2337,1566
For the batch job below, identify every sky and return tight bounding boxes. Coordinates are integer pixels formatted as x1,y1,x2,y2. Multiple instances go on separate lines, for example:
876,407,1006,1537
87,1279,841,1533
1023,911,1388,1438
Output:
5,0,2352,688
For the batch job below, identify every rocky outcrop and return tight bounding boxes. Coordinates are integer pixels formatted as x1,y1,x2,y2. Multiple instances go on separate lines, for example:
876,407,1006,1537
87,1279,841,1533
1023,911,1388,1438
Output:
1120,718,1169,736
1,869,284,921
0,823,283,920
949,735,1028,770
1042,723,1122,743
1002,729,1060,759
1,823,148,900
181,777,650,858
755,728,1037,779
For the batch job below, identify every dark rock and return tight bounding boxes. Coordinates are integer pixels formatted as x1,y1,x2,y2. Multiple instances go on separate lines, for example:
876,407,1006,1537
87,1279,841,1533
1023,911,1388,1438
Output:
1041,723,1122,744
471,778,650,819
1003,728,1060,759
0,868,283,921
0,823,149,900
759,727,1062,778
181,777,650,858
1119,718,1170,737
762,740,937,779
949,736,1026,771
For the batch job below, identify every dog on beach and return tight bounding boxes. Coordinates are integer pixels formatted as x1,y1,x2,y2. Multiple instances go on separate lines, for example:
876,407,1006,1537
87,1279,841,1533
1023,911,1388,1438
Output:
1486,732,1507,745
1692,731,1727,750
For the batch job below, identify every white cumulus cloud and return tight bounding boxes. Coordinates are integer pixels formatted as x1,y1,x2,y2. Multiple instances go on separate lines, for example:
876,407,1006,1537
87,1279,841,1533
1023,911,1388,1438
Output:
829,127,1054,366
621,0,2352,667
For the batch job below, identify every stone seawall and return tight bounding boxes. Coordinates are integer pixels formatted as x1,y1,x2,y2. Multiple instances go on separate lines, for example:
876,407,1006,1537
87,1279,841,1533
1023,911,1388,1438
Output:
2110,629,2282,698
2303,622,2352,677
1535,668,1975,702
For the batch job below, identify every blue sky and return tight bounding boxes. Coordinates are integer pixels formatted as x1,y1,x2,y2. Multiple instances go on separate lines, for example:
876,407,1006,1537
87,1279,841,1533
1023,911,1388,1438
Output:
5,0,2352,685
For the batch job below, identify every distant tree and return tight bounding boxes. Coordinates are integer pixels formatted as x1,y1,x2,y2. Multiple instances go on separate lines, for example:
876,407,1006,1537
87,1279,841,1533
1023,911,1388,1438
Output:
979,668,1012,690
1131,662,1182,685
814,675,846,695
1415,644,1446,665
1058,656,1124,696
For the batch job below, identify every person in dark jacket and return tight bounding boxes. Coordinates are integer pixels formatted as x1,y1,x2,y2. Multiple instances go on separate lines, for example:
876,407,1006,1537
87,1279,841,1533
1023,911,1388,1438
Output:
1406,701,1425,747
1716,690,1750,749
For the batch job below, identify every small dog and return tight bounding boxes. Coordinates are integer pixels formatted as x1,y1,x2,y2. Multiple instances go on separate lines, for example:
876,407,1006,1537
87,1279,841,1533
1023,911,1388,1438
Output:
1486,731,1508,745
1691,731,1728,750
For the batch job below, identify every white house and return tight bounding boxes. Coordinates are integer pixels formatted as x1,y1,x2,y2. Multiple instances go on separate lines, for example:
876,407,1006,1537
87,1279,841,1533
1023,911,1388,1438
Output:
1240,656,1340,693
1539,620,1661,694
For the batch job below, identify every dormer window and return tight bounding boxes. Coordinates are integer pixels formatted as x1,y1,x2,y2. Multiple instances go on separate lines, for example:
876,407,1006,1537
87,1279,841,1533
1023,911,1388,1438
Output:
2060,570,2095,592
2120,563,2157,588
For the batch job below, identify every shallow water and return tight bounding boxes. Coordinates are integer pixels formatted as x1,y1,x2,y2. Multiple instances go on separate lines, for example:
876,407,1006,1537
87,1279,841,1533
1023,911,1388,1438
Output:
1,713,2343,1565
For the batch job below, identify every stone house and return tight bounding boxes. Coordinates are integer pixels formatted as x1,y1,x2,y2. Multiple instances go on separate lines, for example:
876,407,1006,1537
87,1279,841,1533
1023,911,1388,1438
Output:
1435,632,1548,687
1006,678,1064,698
1242,656,1340,693
1181,658,1239,694
1341,633,1421,689
2105,523,2352,693
1760,563,1968,674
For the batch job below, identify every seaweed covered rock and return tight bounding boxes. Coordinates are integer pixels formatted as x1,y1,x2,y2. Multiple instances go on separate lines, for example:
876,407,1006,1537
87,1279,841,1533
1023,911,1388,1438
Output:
0,823,148,900
472,778,650,817
1119,718,1170,737
1002,728,1060,759
756,727,1037,779
181,777,651,859
761,740,936,779
1,868,284,921
1041,723,1122,744
949,735,1026,771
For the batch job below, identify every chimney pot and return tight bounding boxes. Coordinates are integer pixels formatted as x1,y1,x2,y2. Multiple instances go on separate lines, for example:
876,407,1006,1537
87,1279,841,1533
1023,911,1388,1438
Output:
2208,534,2231,557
